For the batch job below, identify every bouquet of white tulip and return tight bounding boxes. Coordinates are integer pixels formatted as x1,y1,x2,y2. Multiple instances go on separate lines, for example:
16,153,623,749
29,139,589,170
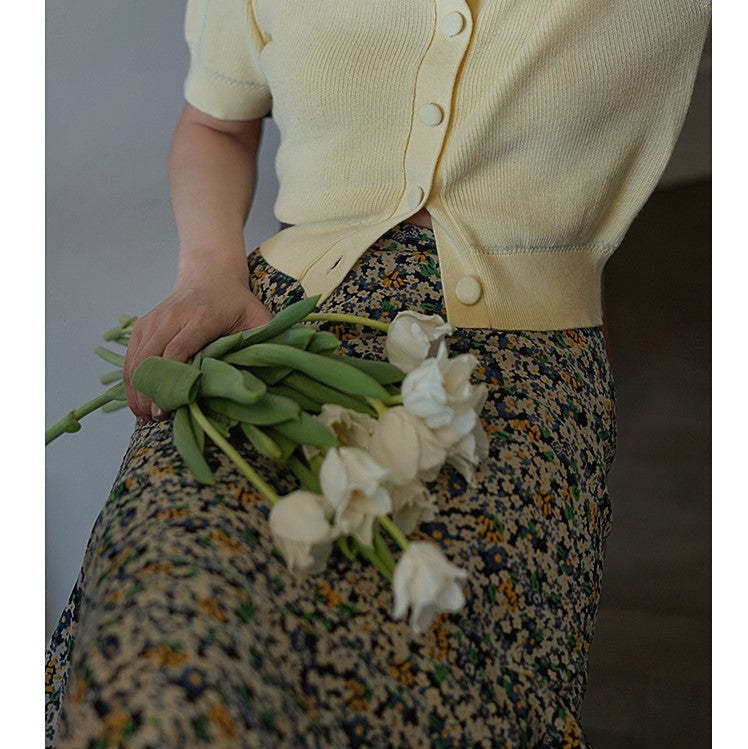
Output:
46,297,490,635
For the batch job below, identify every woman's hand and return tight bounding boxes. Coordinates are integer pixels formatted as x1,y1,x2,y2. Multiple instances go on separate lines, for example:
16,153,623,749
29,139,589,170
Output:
123,270,273,424
124,104,272,424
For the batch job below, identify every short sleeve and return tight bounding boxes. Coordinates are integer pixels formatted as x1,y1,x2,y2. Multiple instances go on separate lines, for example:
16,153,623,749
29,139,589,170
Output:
183,0,273,120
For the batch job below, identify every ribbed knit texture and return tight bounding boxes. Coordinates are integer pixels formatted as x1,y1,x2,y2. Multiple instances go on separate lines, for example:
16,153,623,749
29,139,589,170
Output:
184,0,711,330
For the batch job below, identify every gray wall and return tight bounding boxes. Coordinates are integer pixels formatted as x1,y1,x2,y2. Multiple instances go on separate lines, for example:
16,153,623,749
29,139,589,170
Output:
45,2,710,638
45,1,281,638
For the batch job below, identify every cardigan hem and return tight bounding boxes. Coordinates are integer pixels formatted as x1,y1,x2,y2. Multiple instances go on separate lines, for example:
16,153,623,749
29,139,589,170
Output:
257,220,614,332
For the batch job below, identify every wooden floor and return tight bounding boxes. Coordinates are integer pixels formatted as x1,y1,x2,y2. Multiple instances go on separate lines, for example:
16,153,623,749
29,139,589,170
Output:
580,181,711,747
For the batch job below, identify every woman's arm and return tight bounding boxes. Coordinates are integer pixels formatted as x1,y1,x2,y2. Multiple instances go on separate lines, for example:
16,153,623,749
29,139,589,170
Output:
123,103,274,424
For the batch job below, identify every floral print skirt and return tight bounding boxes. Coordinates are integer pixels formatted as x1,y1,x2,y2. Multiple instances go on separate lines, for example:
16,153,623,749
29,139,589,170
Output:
46,221,616,748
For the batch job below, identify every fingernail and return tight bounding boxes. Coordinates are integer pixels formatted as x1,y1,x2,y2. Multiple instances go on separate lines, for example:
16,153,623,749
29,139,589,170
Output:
151,405,166,420
137,416,147,426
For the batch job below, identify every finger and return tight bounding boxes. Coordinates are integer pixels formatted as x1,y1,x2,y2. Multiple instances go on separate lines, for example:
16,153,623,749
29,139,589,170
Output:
152,321,216,421
128,321,189,421
124,321,148,422
125,326,160,423
161,320,210,363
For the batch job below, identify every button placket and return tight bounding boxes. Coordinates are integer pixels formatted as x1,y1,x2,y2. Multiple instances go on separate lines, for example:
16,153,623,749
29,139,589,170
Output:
399,1,473,215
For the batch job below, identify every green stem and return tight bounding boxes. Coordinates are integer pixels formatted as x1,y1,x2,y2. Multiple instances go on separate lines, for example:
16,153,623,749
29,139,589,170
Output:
303,312,390,333
373,528,396,576
94,347,126,367
378,514,410,552
366,398,388,417
287,453,322,494
351,537,394,583
383,393,403,406
102,324,126,342
45,383,125,445
337,535,357,561
188,402,280,505
308,453,326,475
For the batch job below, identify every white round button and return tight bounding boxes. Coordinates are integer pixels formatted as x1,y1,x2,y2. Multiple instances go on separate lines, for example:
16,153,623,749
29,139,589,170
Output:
441,12,465,37
418,102,444,126
455,275,482,305
408,185,424,209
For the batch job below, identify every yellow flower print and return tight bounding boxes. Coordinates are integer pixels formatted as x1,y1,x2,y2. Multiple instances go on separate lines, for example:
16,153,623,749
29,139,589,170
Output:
318,580,344,609
477,515,504,545
209,530,244,553
498,578,519,610
45,658,57,692
382,268,405,289
228,482,263,506
143,643,189,668
535,490,553,518
388,658,416,687
562,715,584,748
561,329,584,348
199,598,229,622
426,614,452,659
344,679,370,712
208,701,238,740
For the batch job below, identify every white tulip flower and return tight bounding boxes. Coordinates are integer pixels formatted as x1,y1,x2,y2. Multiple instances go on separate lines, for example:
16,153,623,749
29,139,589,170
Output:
445,411,491,487
368,406,447,485
269,491,338,575
387,478,438,536
392,541,469,635
319,446,392,549
385,311,453,373
302,404,378,462
402,341,483,444
431,381,489,452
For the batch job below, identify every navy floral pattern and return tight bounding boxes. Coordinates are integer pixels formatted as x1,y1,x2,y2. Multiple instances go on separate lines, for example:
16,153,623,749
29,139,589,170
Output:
46,221,616,747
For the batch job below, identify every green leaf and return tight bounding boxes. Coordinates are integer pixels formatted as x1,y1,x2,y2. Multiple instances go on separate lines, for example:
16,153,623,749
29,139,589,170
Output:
131,356,201,411
235,295,322,348
198,357,266,404
172,406,215,485
272,411,338,448
201,393,300,425
287,454,323,493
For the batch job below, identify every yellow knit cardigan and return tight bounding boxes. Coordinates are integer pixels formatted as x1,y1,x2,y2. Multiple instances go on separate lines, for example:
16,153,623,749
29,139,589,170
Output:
184,0,711,330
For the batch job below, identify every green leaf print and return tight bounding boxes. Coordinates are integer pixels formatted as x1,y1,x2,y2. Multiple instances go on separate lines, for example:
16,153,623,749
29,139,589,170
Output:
259,711,277,730
427,713,442,730
193,715,211,740
379,298,395,312
237,599,256,623
431,664,448,684
336,601,359,617
554,332,571,348
417,256,438,278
